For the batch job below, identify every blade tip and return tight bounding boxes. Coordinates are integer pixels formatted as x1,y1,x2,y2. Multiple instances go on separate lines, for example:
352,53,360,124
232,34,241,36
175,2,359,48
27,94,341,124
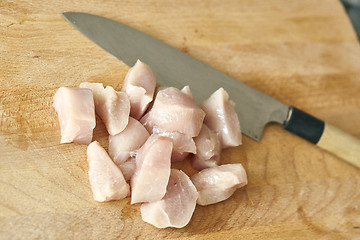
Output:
62,12,72,17
62,12,84,21
62,12,73,21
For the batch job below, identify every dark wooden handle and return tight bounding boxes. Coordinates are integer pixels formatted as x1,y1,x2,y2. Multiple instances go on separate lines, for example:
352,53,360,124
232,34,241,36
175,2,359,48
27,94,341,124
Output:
283,106,360,168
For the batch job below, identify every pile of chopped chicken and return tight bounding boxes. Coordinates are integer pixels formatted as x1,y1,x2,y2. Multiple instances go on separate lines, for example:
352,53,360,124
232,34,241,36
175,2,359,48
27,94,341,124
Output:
53,59,247,229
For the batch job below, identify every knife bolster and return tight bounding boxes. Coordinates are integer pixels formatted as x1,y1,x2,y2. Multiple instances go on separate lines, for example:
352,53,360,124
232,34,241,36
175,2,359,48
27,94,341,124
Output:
283,106,324,144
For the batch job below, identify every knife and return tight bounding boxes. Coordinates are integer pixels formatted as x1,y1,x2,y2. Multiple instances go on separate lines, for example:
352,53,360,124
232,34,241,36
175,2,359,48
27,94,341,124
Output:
62,12,360,168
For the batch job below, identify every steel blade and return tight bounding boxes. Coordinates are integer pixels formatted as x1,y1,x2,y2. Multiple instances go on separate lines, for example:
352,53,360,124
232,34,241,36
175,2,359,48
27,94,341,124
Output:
62,12,289,141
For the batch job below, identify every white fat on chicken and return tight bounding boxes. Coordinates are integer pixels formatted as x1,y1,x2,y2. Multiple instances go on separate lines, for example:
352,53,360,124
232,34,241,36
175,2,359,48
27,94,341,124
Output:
153,127,196,162
149,87,205,137
109,117,150,165
53,87,96,145
87,141,130,202
121,59,156,120
191,124,221,170
140,169,198,228
201,88,242,148
131,134,173,204
190,164,247,206
80,82,130,136
180,85,193,99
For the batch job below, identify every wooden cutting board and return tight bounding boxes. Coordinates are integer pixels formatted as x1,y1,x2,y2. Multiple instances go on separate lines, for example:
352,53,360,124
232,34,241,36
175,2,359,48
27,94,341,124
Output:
1,0,360,239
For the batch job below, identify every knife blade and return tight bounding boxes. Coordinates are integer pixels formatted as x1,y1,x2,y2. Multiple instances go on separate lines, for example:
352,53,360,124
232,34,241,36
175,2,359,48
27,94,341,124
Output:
62,12,360,168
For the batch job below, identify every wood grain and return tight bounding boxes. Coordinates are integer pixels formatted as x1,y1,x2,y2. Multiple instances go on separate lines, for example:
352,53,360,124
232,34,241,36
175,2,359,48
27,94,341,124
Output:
1,0,360,239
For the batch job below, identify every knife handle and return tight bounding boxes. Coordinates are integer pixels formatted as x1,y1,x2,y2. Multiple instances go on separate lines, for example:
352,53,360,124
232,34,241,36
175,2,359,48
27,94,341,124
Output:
283,106,360,168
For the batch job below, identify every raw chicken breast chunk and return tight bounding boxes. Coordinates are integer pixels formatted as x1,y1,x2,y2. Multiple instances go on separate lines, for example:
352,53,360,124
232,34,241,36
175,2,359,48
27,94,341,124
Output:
138,86,165,134
153,127,196,162
141,169,198,228
109,117,150,165
201,88,242,148
118,157,136,182
139,111,154,134
131,134,173,204
87,141,130,202
121,59,156,120
190,164,247,206
80,82,130,136
191,124,221,170
53,87,96,145
149,87,205,137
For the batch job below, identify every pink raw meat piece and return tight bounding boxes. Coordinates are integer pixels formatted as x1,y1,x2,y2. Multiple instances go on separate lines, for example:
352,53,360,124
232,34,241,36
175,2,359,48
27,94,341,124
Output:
80,82,130,136
118,157,136,182
191,124,221,170
140,99,197,162
140,169,198,228
53,87,96,145
201,88,242,148
138,86,166,133
153,127,196,162
149,87,205,137
139,111,154,134
108,117,149,165
121,59,156,120
190,164,247,206
87,141,130,202
131,134,173,204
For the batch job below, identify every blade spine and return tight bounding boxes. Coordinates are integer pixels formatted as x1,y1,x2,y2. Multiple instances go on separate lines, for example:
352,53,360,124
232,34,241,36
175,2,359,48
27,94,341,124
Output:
61,12,289,141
